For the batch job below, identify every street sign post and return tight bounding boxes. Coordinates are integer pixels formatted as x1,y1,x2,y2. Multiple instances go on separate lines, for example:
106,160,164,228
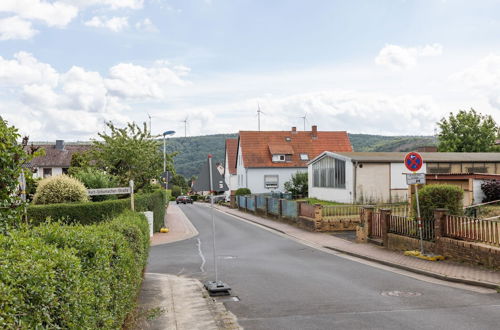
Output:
404,152,424,254
87,180,134,211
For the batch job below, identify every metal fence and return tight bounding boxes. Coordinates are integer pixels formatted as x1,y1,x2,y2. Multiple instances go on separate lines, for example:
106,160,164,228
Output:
268,198,280,215
322,205,363,219
389,215,435,241
247,196,256,211
371,213,383,239
282,200,298,218
444,215,500,246
256,194,267,210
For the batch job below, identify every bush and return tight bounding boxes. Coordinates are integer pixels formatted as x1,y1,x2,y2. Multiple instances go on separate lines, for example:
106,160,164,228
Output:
171,185,182,198
284,172,308,197
70,167,118,202
27,190,169,232
0,211,149,329
33,175,89,205
190,194,199,201
481,180,500,203
235,188,251,196
413,184,463,220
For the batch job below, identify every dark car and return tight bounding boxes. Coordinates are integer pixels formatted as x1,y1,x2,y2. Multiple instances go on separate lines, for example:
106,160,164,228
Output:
176,195,193,204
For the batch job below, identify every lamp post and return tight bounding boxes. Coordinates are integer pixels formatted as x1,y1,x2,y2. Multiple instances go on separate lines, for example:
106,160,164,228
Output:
163,130,175,187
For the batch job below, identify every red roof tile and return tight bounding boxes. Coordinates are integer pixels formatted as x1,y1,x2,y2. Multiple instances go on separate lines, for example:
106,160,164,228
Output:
238,129,352,168
268,144,294,155
225,138,238,175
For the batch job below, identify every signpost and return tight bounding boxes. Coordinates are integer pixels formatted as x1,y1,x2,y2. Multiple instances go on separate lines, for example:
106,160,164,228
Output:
87,180,134,211
404,152,424,254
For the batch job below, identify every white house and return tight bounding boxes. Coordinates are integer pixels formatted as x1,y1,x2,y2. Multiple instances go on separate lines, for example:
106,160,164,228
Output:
308,151,500,204
233,126,353,194
224,138,238,200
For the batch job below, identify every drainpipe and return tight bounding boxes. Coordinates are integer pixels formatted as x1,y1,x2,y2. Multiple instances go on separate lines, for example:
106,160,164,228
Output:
353,161,358,203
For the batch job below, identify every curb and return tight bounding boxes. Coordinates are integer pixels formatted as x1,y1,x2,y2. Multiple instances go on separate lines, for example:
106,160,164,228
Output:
216,206,499,291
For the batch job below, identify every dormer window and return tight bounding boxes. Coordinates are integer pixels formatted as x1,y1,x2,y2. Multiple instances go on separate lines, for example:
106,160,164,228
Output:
272,154,286,162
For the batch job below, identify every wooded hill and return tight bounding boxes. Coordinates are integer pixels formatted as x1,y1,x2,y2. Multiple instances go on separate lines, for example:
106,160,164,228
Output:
166,133,436,178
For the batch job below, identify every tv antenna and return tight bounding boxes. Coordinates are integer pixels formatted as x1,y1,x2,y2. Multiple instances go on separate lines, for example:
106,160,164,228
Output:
257,103,265,131
181,116,189,137
299,113,308,131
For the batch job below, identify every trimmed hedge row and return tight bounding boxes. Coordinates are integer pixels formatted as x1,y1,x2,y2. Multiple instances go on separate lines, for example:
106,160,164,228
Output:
27,190,170,232
0,211,150,329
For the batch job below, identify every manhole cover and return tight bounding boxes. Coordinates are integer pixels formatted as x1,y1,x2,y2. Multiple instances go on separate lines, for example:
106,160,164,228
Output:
381,290,422,297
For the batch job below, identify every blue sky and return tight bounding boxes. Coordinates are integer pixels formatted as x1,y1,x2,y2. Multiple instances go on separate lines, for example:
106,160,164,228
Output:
1,0,500,140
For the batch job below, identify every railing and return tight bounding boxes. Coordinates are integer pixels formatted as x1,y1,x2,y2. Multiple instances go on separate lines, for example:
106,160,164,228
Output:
247,196,256,211
377,204,409,217
390,215,435,241
444,215,500,246
322,205,363,219
299,203,315,218
371,212,383,239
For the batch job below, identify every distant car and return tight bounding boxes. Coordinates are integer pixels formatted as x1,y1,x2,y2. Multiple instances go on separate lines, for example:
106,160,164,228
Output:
176,195,193,204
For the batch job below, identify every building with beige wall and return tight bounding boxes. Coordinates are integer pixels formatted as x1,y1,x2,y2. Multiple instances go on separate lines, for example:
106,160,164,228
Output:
308,152,500,204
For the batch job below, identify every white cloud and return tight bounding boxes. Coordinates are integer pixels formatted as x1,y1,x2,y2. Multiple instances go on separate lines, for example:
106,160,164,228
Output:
0,16,38,40
0,51,59,87
0,0,78,27
375,43,443,71
65,0,144,10
105,61,189,99
135,18,158,32
85,16,129,32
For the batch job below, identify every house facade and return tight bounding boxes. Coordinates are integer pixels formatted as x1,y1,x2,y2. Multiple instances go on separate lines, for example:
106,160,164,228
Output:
233,126,352,194
224,138,238,200
308,151,500,204
28,140,92,179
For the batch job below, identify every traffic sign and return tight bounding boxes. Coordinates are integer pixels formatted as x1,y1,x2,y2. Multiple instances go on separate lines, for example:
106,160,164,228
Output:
406,173,426,185
404,152,423,172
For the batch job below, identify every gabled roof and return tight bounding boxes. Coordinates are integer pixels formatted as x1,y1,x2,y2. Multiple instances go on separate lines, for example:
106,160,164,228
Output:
28,144,92,167
225,138,238,175
238,129,352,168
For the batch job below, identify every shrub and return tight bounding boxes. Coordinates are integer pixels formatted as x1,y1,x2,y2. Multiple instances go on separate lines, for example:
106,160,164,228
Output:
171,185,182,198
190,194,199,201
0,211,149,329
481,180,500,203
413,184,463,220
70,167,118,202
235,188,251,196
33,175,89,205
27,190,168,232
284,172,308,197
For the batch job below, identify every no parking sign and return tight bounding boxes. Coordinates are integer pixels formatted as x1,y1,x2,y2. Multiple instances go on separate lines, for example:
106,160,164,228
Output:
404,152,423,172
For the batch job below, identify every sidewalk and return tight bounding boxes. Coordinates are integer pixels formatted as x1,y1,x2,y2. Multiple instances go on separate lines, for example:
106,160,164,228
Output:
151,204,198,246
214,205,500,289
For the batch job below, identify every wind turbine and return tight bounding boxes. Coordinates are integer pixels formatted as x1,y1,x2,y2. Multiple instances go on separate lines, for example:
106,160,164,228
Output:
299,113,308,131
181,116,189,137
257,103,265,131
147,113,153,133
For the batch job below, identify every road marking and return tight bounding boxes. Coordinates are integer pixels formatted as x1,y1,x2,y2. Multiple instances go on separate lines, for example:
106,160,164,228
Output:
197,238,206,273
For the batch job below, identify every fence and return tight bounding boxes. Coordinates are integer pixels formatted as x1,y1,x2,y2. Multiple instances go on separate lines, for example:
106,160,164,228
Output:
256,194,267,210
322,205,362,219
371,213,383,239
247,196,256,211
390,215,435,241
299,203,315,219
282,200,298,218
268,198,280,215
444,215,500,246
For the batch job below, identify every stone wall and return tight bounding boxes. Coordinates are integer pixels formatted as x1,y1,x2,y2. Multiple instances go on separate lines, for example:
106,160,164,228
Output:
386,233,436,253
438,237,500,269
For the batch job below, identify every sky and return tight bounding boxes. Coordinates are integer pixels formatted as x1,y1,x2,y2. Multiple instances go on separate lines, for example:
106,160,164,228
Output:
1,0,500,140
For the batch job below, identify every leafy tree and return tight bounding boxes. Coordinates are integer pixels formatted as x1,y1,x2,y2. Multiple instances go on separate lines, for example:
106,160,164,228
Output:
437,109,500,152
71,167,119,201
170,174,188,190
0,118,40,232
481,180,500,203
284,172,308,197
90,122,174,191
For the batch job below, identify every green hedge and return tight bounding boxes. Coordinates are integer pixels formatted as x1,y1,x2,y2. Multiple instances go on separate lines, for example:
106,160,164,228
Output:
27,190,170,232
0,211,149,329
413,184,463,220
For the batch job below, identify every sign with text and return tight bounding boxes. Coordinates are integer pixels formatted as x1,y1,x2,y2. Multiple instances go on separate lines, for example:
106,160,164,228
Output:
87,187,131,196
406,173,426,185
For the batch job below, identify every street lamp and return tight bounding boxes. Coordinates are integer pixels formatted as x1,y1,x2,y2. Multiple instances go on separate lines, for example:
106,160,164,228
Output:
163,130,176,174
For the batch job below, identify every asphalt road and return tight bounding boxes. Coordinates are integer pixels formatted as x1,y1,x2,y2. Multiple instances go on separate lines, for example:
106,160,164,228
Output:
147,203,500,330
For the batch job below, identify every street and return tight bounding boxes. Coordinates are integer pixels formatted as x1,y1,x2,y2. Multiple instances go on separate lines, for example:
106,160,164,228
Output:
147,203,500,330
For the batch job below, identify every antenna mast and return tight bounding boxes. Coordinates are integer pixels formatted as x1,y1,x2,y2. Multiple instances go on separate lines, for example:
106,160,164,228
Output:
300,114,307,131
147,113,152,133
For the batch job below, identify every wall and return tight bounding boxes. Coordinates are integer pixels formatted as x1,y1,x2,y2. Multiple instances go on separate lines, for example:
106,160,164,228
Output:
246,167,307,194
236,144,246,189
356,163,390,203
34,166,63,179
473,179,487,204
308,158,354,203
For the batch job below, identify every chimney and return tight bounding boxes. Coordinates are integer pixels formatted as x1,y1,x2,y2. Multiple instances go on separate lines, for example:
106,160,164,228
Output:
311,125,317,138
291,126,297,134
55,140,65,150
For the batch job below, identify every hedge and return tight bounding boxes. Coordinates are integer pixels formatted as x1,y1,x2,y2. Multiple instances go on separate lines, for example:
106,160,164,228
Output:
27,189,170,232
413,184,463,220
0,211,149,329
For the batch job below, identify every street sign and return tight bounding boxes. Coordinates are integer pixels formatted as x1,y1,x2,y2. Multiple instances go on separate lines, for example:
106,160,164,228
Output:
87,187,131,196
406,173,426,185
404,152,423,172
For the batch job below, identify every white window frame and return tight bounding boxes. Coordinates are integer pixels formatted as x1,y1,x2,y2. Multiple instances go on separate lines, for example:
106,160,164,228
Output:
264,175,279,189
272,154,286,162
300,153,309,161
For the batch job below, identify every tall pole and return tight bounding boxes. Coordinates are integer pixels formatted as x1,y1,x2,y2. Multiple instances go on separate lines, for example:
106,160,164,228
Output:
415,182,424,254
163,134,166,173
208,154,218,283
257,105,261,131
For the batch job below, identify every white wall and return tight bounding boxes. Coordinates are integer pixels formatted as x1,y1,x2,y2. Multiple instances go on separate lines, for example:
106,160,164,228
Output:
34,167,63,179
246,167,307,194
390,163,427,189
236,144,246,189
473,179,487,204
308,155,354,203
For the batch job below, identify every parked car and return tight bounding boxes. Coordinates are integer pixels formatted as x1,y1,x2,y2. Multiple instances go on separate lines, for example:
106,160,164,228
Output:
176,195,193,204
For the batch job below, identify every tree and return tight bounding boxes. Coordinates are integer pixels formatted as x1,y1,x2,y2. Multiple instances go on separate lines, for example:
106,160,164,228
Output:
437,109,500,152
0,118,39,232
90,121,174,191
284,172,308,197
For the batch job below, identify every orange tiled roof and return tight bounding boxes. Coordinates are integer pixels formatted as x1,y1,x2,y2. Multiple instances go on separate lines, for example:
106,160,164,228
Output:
268,144,294,155
225,138,238,175
238,129,352,168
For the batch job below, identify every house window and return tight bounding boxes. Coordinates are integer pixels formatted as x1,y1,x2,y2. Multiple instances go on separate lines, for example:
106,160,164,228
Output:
312,156,345,189
264,175,279,189
272,154,286,162
300,153,309,161
62,168,69,174
43,168,52,178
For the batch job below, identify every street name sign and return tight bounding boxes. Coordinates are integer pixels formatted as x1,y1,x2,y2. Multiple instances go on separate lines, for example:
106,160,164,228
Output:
406,173,426,185
87,187,131,196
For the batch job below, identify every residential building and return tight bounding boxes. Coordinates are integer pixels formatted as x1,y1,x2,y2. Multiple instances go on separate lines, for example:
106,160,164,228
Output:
234,126,352,194
224,138,238,200
308,151,500,204
28,140,92,179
